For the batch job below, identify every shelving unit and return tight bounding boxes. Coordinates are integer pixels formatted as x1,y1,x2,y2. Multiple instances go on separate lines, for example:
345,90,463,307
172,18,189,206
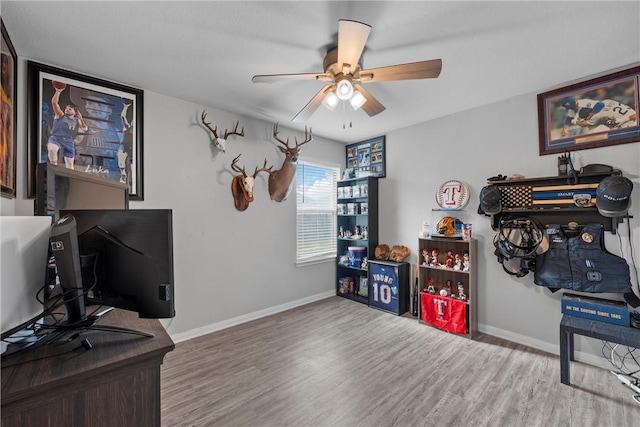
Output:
418,236,477,339
336,176,378,304
487,170,624,233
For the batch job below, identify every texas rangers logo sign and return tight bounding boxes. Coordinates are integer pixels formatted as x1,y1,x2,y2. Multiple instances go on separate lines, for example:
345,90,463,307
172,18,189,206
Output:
436,180,470,209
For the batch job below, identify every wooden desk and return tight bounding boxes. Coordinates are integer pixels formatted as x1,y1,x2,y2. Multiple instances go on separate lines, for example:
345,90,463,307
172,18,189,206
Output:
1,309,174,426
559,314,640,385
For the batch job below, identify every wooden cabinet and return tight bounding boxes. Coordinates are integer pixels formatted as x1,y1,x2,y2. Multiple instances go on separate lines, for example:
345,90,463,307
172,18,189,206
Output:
1,309,174,426
336,177,378,304
418,237,477,338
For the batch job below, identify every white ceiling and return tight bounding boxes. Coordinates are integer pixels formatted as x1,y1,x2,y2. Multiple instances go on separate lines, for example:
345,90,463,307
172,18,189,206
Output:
2,1,639,143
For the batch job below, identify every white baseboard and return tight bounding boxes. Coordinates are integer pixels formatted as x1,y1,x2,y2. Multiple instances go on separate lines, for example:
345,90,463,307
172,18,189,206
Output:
479,323,611,370
169,290,335,343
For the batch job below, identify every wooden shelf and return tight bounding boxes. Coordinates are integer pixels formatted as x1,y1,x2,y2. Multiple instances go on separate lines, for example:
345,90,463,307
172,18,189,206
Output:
417,237,477,339
486,170,624,233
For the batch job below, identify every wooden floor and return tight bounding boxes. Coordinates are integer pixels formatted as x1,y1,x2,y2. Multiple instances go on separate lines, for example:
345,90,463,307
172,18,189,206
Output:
161,297,640,426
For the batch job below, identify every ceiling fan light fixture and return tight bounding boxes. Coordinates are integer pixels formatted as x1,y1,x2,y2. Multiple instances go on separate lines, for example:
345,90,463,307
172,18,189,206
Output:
336,79,354,100
349,90,367,110
323,91,339,111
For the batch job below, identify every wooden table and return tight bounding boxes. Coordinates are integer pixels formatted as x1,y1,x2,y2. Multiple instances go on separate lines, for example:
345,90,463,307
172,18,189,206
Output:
559,314,640,385
1,308,174,426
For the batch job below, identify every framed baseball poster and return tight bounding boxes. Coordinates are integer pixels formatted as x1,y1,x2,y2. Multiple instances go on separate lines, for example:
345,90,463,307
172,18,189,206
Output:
346,135,385,178
537,66,640,155
368,260,409,315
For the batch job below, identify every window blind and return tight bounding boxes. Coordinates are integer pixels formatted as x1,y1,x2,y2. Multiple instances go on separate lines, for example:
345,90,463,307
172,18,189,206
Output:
296,161,339,263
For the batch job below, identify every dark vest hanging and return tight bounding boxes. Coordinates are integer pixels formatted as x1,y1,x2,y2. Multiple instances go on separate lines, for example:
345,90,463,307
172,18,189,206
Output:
534,223,631,294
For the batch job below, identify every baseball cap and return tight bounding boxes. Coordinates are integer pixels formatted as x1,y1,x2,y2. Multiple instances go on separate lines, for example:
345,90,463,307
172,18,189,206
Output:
560,96,576,110
478,185,502,215
596,175,633,217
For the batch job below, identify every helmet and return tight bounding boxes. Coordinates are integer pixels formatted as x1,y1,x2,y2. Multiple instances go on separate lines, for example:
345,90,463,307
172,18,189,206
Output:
436,216,462,236
560,96,576,110
493,216,547,277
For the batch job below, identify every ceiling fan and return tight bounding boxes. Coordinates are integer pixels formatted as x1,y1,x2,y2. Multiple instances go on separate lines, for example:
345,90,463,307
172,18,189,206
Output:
252,19,442,123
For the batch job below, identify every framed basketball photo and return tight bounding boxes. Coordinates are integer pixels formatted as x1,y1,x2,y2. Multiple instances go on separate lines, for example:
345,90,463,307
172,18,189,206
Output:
27,61,144,200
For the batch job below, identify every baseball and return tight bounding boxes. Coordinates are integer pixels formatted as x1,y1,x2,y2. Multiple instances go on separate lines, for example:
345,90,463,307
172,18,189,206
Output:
436,180,469,209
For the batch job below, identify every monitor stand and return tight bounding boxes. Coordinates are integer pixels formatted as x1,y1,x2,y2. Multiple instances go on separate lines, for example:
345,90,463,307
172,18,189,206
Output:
52,307,155,338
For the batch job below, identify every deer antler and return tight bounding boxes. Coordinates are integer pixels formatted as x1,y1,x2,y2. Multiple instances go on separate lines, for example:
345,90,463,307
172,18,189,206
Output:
273,123,312,148
295,126,313,148
253,158,274,178
201,111,244,139
273,123,289,148
230,154,247,176
224,121,245,139
201,111,219,139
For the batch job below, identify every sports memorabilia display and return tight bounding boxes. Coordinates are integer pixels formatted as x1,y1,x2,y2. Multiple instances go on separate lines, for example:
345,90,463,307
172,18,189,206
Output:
336,176,378,305
417,236,477,338
368,260,409,315
435,216,463,237
436,179,469,209
388,245,410,262
480,169,629,233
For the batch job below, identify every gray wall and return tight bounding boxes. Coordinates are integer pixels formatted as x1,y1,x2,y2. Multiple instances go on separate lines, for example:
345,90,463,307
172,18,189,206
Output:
381,85,640,364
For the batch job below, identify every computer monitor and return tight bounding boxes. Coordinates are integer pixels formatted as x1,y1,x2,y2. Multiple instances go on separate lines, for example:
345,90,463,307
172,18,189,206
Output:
35,163,129,220
60,209,175,319
49,215,86,324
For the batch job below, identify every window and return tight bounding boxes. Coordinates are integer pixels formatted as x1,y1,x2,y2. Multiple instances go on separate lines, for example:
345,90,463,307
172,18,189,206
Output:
296,161,339,265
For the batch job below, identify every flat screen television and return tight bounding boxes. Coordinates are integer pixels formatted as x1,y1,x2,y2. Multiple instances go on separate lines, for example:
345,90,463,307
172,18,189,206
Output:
36,163,129,220
60,209,175,319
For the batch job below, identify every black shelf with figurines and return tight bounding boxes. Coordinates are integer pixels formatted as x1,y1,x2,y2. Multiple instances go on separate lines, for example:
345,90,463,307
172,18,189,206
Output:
336,176,378,304
417,236,477,339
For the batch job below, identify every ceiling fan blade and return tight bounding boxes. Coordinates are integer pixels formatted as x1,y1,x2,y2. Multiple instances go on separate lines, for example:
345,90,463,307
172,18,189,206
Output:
337,20,371,73
360,59,442,83
292,85,334,123
252,72,330,83
353,83,385,117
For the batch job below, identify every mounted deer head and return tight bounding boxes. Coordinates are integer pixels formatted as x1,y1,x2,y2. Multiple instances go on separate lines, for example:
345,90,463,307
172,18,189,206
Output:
267,123,313,202
201,110,244,153
230,154,272,211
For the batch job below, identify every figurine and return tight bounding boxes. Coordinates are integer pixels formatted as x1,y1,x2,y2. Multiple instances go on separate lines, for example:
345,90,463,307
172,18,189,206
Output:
453,253,462,271
430,248,439,267
463,251,471,272
457,281,467,301
440,250,454,269
422,249,430,265
426,277,436,294
354,225,361,238
446,250,454,262
339,226,344,238
444,257,454,269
